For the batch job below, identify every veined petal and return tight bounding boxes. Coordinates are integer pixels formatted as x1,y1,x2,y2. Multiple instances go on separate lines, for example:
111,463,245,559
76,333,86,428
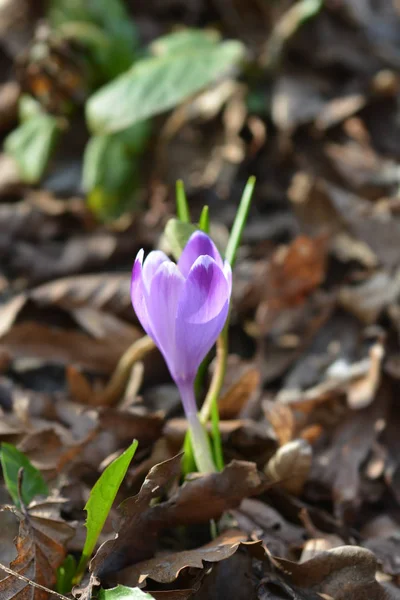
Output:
178,231,223,277
130,249,153,337
147,261,185,377
142,250,170,293
175,256,230,380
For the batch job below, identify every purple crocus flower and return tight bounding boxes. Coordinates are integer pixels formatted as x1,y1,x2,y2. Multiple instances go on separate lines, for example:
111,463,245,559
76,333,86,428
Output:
131,231,232,472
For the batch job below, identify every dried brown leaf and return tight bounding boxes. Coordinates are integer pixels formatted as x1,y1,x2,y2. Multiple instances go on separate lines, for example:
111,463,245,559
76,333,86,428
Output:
347,342,384,409
218,357,260,420
310,394,388,517
233,497,306,558
0,500,74,599
264,439,312,495
90,456,264,578
118,529,250,587
274,546,400,600
264,235,328,312
0,321,134,374
262,400,296,446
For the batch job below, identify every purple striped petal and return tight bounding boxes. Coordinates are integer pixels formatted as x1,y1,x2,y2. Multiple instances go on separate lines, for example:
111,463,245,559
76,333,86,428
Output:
142,250,170,292
130,249,153,337
147,261,185,377
223,260,232,294
175,256,230,381
178,231,223,277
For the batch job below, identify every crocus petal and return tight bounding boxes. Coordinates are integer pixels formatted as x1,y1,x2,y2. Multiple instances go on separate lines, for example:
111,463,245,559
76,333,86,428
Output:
175,256,230,381
142,250,170,293
130,249,153,337
223,260,232,294
178,231,223,277
146,261,185,377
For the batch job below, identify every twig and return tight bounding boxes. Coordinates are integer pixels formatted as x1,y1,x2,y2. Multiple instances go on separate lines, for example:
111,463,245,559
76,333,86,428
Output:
0,561,70,600
97,335,155,405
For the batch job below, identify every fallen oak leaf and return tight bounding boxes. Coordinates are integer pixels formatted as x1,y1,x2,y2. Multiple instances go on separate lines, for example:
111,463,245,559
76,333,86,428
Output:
90,454,183,578
117,529,254,587
90,456,264,578
0,321,133,374
0,562,70,600
0,499,75,599
273,545,400,600
0,274,133,339
264,438,312,496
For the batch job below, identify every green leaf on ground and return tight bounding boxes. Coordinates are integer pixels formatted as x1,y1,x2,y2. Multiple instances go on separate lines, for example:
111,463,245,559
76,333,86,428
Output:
0,443,49,508
56,554,77,595
99,585,154,599
75,440,138,581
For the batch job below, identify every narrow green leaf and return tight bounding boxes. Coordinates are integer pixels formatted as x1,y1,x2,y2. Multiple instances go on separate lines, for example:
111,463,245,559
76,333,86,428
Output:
210,396,224,471
198,205,210,233
0,443,48,508
181,431,197,477
176,180,190,223
4,114,60,184
56,554,77,595
164,218,197,261
224,176,256,267
99,585,154,600
76,440,138,581
150,28,220,56
86,40,245,134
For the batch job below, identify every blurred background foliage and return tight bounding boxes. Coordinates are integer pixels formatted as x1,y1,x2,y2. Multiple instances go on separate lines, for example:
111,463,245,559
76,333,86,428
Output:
2,0,251,219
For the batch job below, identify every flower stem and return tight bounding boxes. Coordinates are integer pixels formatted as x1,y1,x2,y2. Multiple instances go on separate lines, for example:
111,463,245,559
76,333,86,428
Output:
178,381,216,473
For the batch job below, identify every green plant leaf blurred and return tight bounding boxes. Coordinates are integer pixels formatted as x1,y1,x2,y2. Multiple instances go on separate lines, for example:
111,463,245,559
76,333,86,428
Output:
48,0,138,81
4,113,60,184
56,554,77,595
83,134,140,221
99,585,154,600
164,218,198,261
0,443,49,508
149,28,220,56
86,37,245,133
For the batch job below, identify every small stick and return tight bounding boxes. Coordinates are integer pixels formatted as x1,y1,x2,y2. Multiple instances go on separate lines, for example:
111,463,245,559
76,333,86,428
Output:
0,561,70,600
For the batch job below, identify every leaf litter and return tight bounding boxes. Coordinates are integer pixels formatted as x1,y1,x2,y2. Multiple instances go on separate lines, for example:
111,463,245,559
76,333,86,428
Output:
2,0,400,598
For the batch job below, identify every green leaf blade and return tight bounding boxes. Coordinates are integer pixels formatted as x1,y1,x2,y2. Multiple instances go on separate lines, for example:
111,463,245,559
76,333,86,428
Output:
76,439,138,580
56,554,77,595
224,176,256,267
198,205,210,233
99,585,154,599
176,180,190,223
149,28,220,56
0,443,49,508
87,40,245,134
